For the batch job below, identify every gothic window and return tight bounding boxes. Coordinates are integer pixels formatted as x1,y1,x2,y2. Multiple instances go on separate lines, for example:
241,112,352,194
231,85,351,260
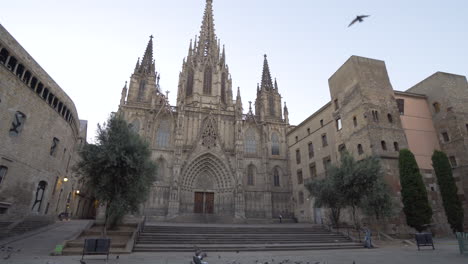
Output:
138,80,146,101
203,66,212,95
201,118,217,149
50,137,60,156
357,144,364,155
129,119,140,134
297,170,303,184
31,181,47,212
0,166,7,185
247,164,255,186
309,163,317,178
273,167,280,187
387,114,393,123
269,96,275,116
9,111,26,136
396,99,405,115
321,134,328,147
271,132,280,155
296,149,301,164
186,68,194,96
221,72,227,104
308,142,314,158
394,142,399,151
244,129,257,154
353,116,357,127
156,120,170,148
381,140,387,151
372,110,379,122
298,191,304,204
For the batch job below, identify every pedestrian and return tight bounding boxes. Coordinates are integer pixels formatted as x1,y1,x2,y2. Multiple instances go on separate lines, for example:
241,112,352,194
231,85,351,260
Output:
278,214,283,223
362,224,373,248
193,250,208,264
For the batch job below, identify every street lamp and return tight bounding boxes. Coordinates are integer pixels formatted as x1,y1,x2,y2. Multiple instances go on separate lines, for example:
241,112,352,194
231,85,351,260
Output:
63,177,69,182
75,190,80,195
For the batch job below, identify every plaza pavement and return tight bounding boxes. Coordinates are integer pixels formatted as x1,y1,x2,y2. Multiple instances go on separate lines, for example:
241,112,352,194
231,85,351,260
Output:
0,220,466,264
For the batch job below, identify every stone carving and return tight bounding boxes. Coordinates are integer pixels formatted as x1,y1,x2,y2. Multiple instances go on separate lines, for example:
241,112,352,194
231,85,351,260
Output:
201,117,217,149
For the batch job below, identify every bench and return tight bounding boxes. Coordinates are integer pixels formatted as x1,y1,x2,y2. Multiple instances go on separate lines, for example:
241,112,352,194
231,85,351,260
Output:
456,232,468,255
81,238,111,261
415,233,434,250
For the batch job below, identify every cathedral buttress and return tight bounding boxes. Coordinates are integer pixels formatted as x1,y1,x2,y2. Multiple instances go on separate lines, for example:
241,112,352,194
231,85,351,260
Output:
126,36,160,104
255,55,283,122
176,0,233,110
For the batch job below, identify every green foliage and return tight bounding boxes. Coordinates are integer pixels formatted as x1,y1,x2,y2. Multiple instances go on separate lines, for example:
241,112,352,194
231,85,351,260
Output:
398,149,432,232
306,152,394,227
75,114,156,230
432,150,464,232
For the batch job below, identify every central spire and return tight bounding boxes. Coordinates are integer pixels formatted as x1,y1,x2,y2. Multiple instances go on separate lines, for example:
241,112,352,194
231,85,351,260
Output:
198,0,217,57
261,54,274,91
135,35,156,75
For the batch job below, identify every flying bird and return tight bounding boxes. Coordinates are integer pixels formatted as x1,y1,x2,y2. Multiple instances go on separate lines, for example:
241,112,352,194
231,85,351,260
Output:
348,15,370,27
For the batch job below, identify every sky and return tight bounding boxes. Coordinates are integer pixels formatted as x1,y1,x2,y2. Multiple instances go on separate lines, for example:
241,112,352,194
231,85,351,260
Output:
1,0,467,142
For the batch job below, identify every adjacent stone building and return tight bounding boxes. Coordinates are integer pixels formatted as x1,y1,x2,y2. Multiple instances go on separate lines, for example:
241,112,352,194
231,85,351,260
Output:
0,24,91,222
288,56,467,232
118,0,292,222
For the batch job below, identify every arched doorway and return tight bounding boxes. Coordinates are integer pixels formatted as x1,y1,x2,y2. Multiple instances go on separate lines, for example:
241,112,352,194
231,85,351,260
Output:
180,153,234,216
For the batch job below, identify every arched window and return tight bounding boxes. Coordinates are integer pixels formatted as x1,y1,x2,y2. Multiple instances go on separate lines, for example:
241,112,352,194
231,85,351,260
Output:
273,167,280,187
269,96,275,116
203,66,212,95
299,191,304,204
156,120,170,147
244,129,257,154
137,80,146,101
247,164,255,186
381,141,387,151
271,132,280,155
129,119,140,134
186,68,194,96
31,181,47,212
387,113,393,123
221,72,227,103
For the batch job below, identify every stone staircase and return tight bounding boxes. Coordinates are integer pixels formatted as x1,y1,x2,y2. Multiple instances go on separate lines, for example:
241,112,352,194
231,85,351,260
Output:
9,216,53,235
133,223,362,252
0,221,13,240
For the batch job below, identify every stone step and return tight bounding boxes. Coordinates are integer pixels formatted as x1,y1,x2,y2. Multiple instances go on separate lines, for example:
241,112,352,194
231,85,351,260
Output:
133,243,363,252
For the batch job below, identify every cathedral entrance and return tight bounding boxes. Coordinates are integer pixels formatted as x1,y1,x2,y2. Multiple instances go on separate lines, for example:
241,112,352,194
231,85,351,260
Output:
194,192,214,214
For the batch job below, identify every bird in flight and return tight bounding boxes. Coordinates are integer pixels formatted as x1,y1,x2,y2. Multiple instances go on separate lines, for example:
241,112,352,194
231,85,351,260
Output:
348,15,370,27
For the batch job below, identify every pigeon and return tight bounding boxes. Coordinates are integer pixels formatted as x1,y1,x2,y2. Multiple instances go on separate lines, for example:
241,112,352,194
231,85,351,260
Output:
348,15,370,27
79,260,86,264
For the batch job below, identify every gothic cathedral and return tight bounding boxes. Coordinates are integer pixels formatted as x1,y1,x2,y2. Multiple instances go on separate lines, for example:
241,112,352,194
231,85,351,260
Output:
118,0,292,222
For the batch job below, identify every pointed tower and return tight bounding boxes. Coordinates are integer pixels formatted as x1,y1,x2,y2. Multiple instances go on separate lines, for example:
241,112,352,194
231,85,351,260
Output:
177,0,233,109
126,36,159,103
255,55,283,121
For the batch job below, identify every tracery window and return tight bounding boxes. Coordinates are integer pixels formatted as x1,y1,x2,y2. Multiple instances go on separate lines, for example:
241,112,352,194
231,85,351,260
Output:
137,80,146,101
201,118,217,149
203,66,212,95
156,120,170,147
244,129,257,154
271,132,280,155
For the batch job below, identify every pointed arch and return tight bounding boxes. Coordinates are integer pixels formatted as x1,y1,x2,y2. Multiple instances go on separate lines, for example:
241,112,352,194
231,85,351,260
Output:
156,120,171,147
271,132,280,155
201,116,217,149
244,128,257,154
203,66,212,95
273,166,281,187
186,68,194,96
181,153,233,190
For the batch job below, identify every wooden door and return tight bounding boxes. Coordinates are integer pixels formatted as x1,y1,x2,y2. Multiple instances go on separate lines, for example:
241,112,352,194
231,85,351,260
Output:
205,192,214,214
194,192,204,214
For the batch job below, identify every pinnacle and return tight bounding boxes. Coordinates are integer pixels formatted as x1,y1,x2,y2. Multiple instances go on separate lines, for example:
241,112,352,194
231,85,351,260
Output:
261,54,274,91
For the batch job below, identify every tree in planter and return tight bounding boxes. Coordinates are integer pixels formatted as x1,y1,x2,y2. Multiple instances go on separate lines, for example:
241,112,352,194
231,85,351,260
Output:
432,150,464,232
398,149,432,232
75,114,156,233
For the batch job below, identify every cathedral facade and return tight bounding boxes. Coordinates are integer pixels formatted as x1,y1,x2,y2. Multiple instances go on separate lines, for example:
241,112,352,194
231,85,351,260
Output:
118,0,292,222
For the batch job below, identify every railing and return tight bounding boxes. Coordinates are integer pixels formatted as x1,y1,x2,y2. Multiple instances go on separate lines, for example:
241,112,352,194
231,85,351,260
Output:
327,223,364,243
133,216,146,249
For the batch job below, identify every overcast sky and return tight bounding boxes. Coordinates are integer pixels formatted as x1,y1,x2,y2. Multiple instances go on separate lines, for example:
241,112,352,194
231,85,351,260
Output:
1,0,467,141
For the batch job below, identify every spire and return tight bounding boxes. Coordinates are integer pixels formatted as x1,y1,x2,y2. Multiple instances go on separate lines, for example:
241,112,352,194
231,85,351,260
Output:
198,0,217,57
136,35,155,75
261,54,274,91
274,78,278,91
236,86,241,100
134,57,140,72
